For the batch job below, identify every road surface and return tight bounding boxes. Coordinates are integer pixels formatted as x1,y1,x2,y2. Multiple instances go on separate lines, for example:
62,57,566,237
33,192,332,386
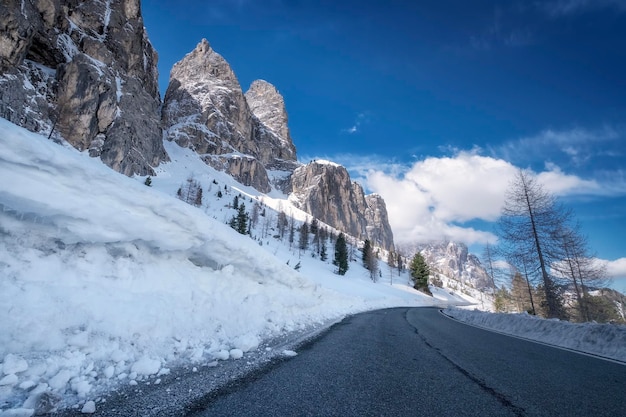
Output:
189,307,626,417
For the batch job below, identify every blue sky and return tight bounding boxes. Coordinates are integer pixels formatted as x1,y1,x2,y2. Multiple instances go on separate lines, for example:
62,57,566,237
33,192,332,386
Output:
142,0,626,291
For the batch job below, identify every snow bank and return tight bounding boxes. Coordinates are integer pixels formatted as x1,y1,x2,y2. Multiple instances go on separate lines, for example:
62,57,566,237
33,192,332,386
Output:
444,308,626,362
0,119,463,413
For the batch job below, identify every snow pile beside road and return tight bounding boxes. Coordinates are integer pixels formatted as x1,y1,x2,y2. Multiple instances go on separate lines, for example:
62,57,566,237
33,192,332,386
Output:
0,119,451,414
444,308,626,362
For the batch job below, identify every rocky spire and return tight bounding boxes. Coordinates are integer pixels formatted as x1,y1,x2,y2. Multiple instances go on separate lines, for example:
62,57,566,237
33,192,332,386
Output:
245,79,296,160
0,0,168,176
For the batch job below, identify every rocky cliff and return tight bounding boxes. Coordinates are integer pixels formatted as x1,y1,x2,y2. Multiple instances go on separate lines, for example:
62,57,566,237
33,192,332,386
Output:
161,39,298,193
413,241,493,289
0,0,167,176
289,161,394,251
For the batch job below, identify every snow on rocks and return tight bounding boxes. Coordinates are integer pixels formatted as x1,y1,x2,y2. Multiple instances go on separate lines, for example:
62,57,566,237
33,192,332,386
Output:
2,356,28,376
80,400,96,414
282,350,298,357
229,349,244,360
0,375,18,387
130,357,161,376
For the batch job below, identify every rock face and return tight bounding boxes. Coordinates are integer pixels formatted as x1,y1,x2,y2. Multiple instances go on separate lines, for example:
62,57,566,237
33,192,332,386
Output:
416,242,493,289
244,79,297,167
364,194,395,252
289,161,395,251
0,0,168,176
162,39,298,191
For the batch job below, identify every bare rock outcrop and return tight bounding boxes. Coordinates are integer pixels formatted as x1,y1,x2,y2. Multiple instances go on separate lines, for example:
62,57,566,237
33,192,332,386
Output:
0,0,167,176
244,79,297,169
416,242,493,289
162,40,300,192
289,161,394,251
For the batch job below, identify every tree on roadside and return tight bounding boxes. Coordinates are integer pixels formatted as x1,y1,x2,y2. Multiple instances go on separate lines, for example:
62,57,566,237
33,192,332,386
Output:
410,252,431,295
497,170,568,319
550,223,607,322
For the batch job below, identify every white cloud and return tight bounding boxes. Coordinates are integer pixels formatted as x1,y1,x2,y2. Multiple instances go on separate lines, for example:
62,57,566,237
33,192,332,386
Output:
598,258,626,279
362,151,617,246
537,164,602,196
341,112,369,135
365,151,515,245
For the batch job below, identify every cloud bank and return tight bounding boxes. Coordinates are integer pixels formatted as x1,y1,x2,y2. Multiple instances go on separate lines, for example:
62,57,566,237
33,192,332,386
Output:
358,151,617,246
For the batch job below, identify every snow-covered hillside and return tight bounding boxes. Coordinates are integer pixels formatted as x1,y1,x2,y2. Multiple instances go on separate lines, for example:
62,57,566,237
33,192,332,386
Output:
0,119,469,414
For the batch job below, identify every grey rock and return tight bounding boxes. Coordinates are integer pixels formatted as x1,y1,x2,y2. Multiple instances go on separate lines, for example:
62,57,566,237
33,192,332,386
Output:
414,241,493,289
364,194,395,252
0,0,167,176
245,79,297,163
162,40,301,192
206,155,272,194
290,161,394,250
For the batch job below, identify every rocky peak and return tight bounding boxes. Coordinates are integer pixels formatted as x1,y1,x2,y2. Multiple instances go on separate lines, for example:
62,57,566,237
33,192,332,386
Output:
413,241,492,289
245,80,296,157
0,0,168,176
289,161,395,251
162,40,301,192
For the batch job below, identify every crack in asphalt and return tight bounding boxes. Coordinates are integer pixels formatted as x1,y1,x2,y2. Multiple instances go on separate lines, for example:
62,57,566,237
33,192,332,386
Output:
404,310,527,417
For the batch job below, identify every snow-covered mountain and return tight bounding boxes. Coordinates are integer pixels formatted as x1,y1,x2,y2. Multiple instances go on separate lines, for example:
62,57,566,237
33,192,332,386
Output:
400,241,493,290
0,0,394,251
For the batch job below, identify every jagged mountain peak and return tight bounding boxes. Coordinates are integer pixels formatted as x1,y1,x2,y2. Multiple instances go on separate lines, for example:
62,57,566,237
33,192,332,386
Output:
245,79,293,148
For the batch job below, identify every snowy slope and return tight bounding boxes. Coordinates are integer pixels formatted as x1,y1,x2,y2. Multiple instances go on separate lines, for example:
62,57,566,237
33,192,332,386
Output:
0,119,467,414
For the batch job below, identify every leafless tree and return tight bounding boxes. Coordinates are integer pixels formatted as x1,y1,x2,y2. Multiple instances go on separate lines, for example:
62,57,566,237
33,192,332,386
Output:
497,170,568,318
550,223,608,321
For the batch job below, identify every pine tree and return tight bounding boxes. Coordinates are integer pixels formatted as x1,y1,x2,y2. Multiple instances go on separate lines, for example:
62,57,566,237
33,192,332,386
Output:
410,252,431,295
320,242,328,261
236,203,248,235
194,187,203,207
333,233,349,275
299,221,309,251
233,195,239,210
362,240,372,269
144,176,152,187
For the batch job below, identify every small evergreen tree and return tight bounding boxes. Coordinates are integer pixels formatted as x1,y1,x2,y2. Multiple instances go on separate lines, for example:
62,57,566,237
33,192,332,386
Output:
320,242,328,261
362,240,372,269
299,221,309,251
410,252,431,295
144,176,152,187
217,190,223,198
310,218,319,235
294,261,301,271
233,195,239,210
333,233,349,275
194,187,203,207
237,203,248,234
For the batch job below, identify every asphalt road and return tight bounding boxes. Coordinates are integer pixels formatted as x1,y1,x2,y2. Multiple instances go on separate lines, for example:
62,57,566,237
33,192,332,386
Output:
189,307,626,417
